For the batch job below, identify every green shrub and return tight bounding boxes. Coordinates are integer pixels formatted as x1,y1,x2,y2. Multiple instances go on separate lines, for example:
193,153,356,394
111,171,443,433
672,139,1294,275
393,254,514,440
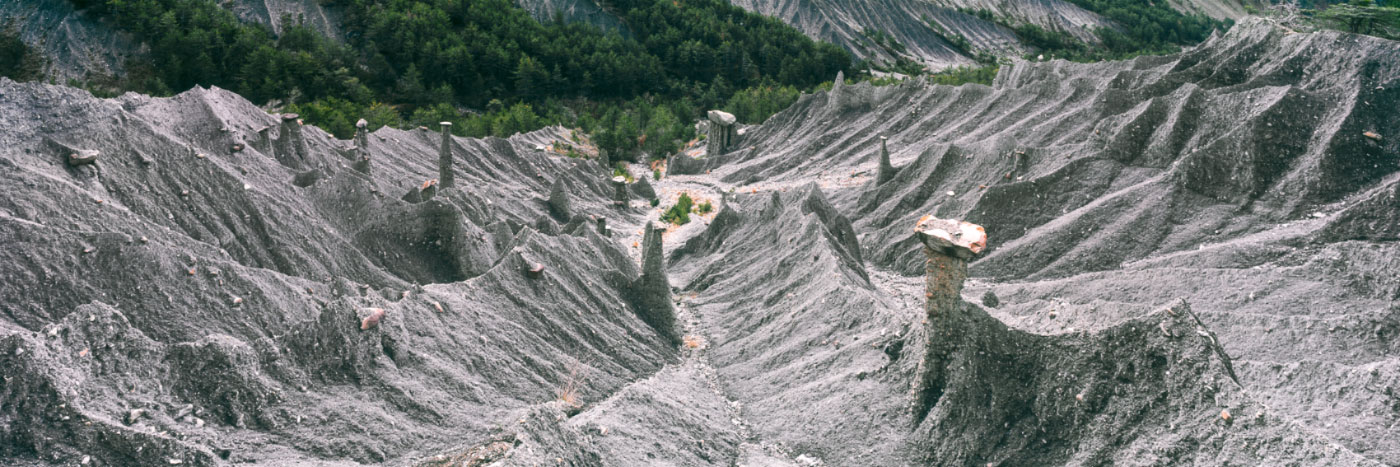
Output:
613,164,634,183
661,193,695,225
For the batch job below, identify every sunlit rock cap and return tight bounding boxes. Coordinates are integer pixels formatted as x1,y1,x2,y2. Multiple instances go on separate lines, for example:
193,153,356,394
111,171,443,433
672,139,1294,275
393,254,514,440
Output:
914,215,986,259
707,110,736,126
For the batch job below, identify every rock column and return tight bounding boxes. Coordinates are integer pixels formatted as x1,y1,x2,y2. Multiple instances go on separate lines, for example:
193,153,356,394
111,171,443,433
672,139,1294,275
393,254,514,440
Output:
877,135,897,184
274,113,307,170
352,119,371,174
611,176,629,206
438,122,454,188
635,222,677,343
706,110,737,157
909,216,987,421
548,178,572,220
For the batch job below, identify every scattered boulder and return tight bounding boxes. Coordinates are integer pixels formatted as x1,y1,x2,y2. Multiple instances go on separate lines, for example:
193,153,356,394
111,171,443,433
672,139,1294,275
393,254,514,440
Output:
67,149,99,167
359,308,386,330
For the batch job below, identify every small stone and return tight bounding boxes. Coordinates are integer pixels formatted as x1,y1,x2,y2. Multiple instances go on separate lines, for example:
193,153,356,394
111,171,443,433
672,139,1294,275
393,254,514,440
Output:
231,297,243,306
139,236,149,244
1363,131,1382,142
196,153,206,159
126,408,146,425
1221,409,1232,423
67,150,99,166
981,290,1000,308
231,143,245,152
78,348,89,357
433,302,443,313
360,308,386,330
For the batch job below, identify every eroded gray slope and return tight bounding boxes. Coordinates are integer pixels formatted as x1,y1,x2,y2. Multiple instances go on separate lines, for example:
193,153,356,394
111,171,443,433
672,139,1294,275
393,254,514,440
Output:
728,0,1113,69
0,80,676,465
226,0,346,39
515,0,629,33
0,0,137,82
683,17,1399,465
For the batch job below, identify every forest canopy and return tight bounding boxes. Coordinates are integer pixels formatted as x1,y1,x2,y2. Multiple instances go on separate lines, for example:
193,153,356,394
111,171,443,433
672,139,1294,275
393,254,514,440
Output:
53,0,854,159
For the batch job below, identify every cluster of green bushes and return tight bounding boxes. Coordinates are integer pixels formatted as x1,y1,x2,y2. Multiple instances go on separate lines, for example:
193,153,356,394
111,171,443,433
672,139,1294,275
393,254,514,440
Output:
723,81,801,124
1311,0,1400,40
948,2,1227,63
927,64,1001,86
58,0,853,160
1059,0,1229,60
661,192,712,225
661,192,696,225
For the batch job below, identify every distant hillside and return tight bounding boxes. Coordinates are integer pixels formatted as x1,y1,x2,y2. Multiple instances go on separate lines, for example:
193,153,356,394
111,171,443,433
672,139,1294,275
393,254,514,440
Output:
728,0,1244,71
0,0,135,83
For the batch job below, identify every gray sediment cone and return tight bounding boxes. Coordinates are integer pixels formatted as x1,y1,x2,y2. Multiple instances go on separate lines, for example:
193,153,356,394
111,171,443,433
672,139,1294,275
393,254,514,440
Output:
352,118,371,175
632,222,677,343
631,175,656,199
548,178,572,221
253,125,272,154
877,135,898,184
438,122,454,188
274,113,308,170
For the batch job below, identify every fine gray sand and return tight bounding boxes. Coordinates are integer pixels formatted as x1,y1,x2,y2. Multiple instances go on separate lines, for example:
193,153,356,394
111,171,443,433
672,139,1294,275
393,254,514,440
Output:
0,18,1395,466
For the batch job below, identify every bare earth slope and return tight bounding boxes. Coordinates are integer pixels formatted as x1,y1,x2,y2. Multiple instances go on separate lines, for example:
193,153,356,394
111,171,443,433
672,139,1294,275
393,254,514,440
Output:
0,17,1395,467
0,0,138,82
727,0,1112,69
693,17,1399,464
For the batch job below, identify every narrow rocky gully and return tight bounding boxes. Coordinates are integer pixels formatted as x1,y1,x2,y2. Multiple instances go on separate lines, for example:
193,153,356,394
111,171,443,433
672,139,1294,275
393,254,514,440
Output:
605,158,810,465
606,153,921,466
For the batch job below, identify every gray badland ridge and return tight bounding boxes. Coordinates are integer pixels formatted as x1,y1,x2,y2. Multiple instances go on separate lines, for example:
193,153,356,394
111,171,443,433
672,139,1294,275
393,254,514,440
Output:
515,0,630,34
0,0,139,82
694,16,1399,464
0,16,1396,466
727,0,1112,69
0,0,346,84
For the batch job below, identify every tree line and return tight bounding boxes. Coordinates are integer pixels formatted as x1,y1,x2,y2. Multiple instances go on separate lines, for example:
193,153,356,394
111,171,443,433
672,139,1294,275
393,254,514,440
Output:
47,0,854,159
